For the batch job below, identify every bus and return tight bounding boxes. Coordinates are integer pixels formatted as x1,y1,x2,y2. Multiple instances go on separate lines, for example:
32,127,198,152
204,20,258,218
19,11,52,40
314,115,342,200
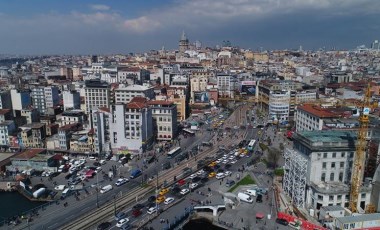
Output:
167,147,182,159
183,129,195,136
247,140,256,151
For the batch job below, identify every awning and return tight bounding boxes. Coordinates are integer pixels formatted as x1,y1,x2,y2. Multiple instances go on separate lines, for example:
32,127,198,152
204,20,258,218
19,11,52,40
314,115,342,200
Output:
256,213,264,219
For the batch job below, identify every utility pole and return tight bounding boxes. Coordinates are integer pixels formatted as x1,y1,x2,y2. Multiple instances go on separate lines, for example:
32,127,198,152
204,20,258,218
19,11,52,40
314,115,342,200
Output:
96,172,99,208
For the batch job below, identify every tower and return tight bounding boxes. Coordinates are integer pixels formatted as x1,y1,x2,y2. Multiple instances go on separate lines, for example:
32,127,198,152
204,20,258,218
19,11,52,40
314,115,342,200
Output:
179,31,189,54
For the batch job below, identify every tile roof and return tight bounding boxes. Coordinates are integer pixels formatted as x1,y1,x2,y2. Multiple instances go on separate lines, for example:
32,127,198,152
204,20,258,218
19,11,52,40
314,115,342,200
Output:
297,104,343,118
13,149,45,160
127,97,147,109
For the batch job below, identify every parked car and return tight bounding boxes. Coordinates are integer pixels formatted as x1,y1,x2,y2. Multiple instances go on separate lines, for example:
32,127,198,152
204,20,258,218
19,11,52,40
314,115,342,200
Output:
115,212,127,221
226,180,235,187
148,195,156,203
180,189,190,195
132,203,144,210
164,197,175,205
147,207,158,215
115,178,129,186
116,218,130,228
132,209,142,217
276,218,289,226
256,194,263,203
159,188,169,196
97,222,111,230
189,183,198,190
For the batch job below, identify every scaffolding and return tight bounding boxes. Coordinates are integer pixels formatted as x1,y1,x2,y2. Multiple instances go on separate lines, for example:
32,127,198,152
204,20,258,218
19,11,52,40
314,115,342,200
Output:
283,148,308,208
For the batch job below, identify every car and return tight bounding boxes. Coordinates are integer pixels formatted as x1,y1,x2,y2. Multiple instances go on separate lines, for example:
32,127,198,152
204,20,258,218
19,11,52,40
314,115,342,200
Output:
189,174,197,179
147,206,158,214
230,160,237,164
256,194,263,203
180,188,190,195
54,185,66,191
115,212,127,221
226,180,235,187
224,171,232,176
95,167,102,173
100,160,106,165
132,209,142,217
148,195,156,203
197,169,205,176
216,173,225,179
89,156,96,160
97,222,111,230
215,159,222,164
159,188,169,196
147,202,156,209
208,162,217,167
189,183,198,189
177,179,186,186
164,197,175,205
200,177,209,183
115,178,129,186
192,176,201,183
156,196,165,204
171,186,181,194
132,203,144,210
116,218,130,227
276,218,289,226
208,172,216,178
224,164,232,169
93,161,101,166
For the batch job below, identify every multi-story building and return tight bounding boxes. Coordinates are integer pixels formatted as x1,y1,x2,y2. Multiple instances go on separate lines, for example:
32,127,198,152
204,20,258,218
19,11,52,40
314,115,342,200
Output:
283,130,372,211
295,105,354,132
0,120,16,147
111,97,153,153
31,86,60,115
63,90,81,110
0,90,12,110
117,67,149,85
92,107,111,154
10,89,31,111
217,74,235,98
84,79,111,114
21,108,40,124
58,123,83,150
114,84,154,104
18,123,46,148
60,110,86,126
148,100,178,141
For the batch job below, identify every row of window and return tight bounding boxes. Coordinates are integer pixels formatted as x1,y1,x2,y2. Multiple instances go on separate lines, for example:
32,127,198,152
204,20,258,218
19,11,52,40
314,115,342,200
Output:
318,152,353,158
321,172,344,182
322,161,345,169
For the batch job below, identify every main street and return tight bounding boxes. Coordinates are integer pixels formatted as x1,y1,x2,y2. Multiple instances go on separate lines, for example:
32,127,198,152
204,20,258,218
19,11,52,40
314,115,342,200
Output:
7,106,252,230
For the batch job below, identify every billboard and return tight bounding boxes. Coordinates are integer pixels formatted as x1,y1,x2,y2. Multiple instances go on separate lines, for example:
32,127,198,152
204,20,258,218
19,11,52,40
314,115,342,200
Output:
240,81,256,95
194,92,210,103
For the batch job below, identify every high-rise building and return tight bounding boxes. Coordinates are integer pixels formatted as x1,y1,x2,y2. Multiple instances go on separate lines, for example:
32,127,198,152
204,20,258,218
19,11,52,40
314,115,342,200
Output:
84,79,110,114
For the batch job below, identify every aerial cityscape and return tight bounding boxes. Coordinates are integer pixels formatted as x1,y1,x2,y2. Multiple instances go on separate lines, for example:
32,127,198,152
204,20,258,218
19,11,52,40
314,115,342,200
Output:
0,1,380,230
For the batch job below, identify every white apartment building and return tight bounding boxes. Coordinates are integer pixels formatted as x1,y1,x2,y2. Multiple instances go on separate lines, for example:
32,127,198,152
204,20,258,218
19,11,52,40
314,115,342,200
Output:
63,90,81,110
10,89,31,111
81,63,118,83
0,121,16,146
111,97,153,153
117,67,149,84
268,90,290,121
295,90,317,104
148,100,177,141
84,79,111,114
217,74,235,98
190,76,208,102
114,84,154,104
283,131,372,211
92,107,111,154
60,110,86,126
30,86,59,115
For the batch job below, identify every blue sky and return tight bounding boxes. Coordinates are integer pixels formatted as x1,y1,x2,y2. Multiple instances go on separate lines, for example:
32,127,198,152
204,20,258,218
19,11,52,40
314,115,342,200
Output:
0,0,379,54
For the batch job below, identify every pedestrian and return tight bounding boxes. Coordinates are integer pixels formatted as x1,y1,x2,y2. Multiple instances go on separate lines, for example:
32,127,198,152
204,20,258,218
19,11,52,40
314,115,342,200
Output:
241,218,243,223
166,219,169,224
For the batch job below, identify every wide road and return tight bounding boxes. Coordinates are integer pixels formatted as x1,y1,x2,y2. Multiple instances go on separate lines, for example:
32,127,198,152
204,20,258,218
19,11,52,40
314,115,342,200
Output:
7,106,249,230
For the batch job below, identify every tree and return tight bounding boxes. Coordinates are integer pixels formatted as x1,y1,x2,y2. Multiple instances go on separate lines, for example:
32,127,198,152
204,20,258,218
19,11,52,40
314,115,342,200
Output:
259,143,268,153
267,148,281,169
267,137,272,146
279,142,284,151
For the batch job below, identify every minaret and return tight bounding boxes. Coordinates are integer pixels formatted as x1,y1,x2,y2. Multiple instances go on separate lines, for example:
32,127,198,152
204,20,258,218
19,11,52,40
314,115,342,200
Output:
179,30,189,54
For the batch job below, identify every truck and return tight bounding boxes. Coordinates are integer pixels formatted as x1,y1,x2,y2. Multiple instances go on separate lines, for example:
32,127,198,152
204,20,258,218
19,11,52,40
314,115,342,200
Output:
33,188,46,198
100,185,113,194
238,192,253,203
130,169,142,179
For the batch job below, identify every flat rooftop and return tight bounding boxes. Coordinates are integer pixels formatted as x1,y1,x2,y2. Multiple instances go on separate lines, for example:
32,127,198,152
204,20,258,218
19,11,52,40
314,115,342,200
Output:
0,153,16,162
297,130,357,143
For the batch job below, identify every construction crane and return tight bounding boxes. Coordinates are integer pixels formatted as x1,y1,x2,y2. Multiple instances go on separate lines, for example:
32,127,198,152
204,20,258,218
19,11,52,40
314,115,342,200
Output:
349,83,376,213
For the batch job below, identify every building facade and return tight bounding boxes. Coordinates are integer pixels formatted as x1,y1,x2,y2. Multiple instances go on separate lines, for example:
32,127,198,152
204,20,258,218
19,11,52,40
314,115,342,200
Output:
84,79,111,114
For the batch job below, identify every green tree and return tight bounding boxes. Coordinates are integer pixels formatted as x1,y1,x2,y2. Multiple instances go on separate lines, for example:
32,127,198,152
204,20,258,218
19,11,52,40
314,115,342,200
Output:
279,142,284,151
267,148,281,169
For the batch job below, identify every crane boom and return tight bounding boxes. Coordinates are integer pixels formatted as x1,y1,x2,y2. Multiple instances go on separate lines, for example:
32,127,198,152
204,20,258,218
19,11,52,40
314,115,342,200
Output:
349,83,371,213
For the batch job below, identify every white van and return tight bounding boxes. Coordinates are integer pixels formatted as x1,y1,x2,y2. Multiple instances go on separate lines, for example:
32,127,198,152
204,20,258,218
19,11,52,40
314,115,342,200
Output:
216,173,225,180
238,192,253,203
58,165,65,172
245,189,257,197
62,188,70,198
100,185,113,194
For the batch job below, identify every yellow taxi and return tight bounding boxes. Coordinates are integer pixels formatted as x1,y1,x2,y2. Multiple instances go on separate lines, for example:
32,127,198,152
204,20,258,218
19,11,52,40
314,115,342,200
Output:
208,161,217,167
156,196,165,204
159,188,169,196
208,172,216,178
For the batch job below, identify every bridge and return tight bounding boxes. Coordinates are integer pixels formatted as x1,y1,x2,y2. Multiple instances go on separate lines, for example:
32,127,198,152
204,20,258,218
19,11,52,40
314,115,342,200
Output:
193,204,226,216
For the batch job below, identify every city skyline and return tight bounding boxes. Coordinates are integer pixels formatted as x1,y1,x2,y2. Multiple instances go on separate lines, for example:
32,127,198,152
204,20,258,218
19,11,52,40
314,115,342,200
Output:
0,0,379,54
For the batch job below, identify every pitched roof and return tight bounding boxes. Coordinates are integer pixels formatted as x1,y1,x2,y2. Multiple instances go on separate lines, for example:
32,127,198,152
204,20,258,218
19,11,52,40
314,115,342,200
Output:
127,97,147,109
297,104,343,118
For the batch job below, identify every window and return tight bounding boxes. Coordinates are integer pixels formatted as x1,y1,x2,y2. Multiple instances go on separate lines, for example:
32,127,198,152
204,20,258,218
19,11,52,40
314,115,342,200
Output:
332,152,336,158
330,173,334,181
323,153,328,158
339,172,343,182
318,195,323,200
337,195,342,200
341,152,345,157
361,193,366,199
329,195,334,201
331,162,335,169
321,173,326,182
322,162,327,169
340,162,344,168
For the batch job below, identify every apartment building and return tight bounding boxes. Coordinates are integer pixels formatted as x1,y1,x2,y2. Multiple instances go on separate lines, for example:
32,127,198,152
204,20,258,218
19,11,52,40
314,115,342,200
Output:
63,90,81,110
58,123,83,150
60,110,86,126
18,123,46,148
217,74,235,98
117,67,149,84
30,86,60,115
114,84,154,104
0,120,16,147
111,97,153,153
283,130,371,211
10,89,31,111
148,100,177,141
92,107,111,154
84,79,111,114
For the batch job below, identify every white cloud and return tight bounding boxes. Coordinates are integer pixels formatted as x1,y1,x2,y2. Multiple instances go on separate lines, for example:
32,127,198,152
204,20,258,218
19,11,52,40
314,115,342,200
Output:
116,0,380,33
89,4,111,11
